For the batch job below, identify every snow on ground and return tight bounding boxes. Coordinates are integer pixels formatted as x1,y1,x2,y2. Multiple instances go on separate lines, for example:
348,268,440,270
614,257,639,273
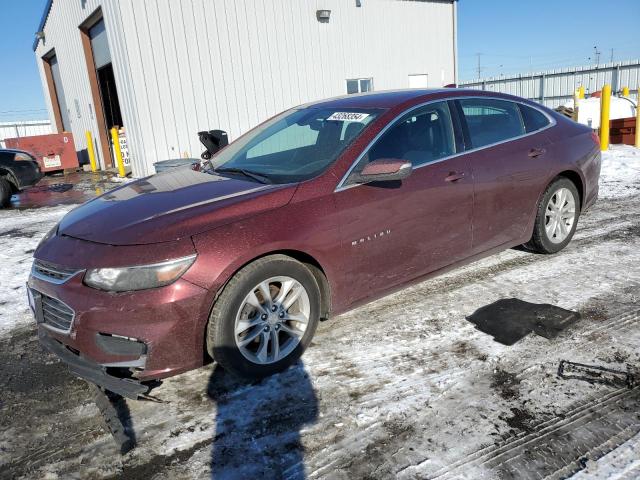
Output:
0,147,639,479
0,205,73,335
599,144,640,199
572,433,640,479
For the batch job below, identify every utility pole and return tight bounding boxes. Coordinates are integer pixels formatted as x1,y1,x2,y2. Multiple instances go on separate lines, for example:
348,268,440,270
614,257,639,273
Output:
610,48,614,63
476,53,483,79
593,46,601,66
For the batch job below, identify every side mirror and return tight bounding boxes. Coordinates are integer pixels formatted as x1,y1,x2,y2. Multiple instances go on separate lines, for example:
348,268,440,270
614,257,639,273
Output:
355,158,412,183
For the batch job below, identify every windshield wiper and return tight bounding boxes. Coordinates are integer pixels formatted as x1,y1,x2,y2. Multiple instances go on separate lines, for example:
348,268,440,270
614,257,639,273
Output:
214,167,272,184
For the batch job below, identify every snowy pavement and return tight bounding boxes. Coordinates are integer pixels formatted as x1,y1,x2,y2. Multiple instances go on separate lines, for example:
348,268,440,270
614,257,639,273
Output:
0,145,639,479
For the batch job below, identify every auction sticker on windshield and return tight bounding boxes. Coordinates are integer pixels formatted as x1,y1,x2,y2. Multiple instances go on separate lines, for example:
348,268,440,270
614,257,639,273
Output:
327,112,370,122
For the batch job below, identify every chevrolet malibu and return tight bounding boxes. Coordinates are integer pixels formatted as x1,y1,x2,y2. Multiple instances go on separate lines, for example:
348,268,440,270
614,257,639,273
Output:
29,89,600,398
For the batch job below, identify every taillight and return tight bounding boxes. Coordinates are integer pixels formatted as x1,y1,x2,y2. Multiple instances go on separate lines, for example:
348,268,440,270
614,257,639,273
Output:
591,131,600,146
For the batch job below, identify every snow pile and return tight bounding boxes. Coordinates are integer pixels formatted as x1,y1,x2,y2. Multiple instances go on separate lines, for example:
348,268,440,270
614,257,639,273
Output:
600,144,640,199
0,206,73,335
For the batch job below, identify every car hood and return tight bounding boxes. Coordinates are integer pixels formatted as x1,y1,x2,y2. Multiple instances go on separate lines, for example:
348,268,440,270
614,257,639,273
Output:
58,168,297,245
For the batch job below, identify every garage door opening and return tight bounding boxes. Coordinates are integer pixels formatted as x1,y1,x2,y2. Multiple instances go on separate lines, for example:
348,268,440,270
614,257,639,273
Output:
42,50,71,133
80,13,124,169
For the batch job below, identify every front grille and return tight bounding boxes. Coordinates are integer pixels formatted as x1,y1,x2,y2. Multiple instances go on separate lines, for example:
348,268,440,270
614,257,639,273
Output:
32,260,80,283
41,294,74,332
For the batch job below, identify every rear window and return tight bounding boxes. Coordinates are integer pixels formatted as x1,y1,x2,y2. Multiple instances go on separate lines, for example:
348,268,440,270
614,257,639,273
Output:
460,98,525,149
519,104,551,133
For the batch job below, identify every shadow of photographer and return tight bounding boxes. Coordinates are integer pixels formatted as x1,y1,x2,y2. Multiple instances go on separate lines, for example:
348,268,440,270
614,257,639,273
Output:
207,359,318,479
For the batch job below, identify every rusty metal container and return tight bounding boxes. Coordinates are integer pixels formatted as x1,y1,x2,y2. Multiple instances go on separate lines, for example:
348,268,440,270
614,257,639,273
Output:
4,132,79,173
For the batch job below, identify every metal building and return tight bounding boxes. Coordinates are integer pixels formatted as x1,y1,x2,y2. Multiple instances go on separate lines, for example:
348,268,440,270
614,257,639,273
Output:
33,0,458,177
460,60,640,109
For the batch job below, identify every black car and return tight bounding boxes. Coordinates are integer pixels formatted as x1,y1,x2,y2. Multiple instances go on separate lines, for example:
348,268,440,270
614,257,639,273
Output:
0,149,43,207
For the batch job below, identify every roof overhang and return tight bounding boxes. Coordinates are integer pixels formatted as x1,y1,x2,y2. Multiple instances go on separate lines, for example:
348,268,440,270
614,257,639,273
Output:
33,0,54,52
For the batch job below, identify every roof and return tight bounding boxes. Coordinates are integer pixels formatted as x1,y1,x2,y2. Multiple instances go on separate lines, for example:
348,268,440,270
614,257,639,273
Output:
305,89,453,109
32,0,54,51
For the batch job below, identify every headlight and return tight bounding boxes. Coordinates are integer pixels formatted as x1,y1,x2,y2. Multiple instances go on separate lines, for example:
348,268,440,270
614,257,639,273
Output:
84,255,197,292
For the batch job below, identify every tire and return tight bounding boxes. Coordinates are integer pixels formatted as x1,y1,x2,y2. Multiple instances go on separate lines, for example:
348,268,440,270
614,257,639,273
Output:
525,177,581,254
0,178,12,208
206,255,321,379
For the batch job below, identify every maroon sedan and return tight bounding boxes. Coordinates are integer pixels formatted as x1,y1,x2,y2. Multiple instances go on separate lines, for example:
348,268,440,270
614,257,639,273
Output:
29,89,600,398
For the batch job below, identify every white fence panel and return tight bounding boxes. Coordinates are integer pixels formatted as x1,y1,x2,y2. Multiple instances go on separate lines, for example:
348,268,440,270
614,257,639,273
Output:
0,120,53,148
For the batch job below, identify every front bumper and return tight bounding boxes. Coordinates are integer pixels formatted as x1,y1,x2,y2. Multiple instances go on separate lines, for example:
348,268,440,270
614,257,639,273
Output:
38,328,149,399
28,268,212,383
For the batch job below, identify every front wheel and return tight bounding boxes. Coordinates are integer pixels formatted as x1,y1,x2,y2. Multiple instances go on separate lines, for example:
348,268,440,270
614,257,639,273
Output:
525,177,580,254
206,255,320,379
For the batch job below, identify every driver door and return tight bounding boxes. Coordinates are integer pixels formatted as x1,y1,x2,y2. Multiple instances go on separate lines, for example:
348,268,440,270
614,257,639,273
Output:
334,101,474,307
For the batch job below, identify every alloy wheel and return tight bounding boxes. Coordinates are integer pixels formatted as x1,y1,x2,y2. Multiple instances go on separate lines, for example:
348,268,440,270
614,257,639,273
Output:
234,276,310,364
545,187,576,244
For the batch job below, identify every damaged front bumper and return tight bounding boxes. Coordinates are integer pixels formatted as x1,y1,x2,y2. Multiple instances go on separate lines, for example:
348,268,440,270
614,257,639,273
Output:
38,329,151,399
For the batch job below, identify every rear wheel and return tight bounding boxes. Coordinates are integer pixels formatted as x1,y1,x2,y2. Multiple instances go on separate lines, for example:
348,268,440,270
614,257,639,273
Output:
206,255,320,379
0,178,12,208
525,177,580,254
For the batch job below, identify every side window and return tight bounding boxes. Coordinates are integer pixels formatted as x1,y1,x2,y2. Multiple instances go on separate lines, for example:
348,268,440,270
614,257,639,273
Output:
459,98,525,149
247,123,319,158
519,104,551,133
346,101,455,183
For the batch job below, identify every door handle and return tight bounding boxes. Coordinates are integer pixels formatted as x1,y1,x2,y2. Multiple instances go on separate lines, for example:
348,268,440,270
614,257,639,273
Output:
528,148,546,158
445,171,465,182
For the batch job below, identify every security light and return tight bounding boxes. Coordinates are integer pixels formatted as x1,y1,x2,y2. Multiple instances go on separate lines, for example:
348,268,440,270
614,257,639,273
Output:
35,31,45,40
316,9,331,22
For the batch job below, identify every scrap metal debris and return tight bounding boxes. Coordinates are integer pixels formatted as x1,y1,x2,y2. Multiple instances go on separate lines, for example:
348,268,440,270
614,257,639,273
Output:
558,360,636,389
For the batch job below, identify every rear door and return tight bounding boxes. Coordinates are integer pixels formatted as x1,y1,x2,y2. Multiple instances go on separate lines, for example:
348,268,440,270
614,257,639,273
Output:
455,98,553,253
334,101,473,306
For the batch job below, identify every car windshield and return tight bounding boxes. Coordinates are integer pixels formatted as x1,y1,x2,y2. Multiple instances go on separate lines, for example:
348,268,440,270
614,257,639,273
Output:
207,107,382,184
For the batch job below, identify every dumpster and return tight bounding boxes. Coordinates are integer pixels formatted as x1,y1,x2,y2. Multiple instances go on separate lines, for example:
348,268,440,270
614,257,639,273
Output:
4,132,79,173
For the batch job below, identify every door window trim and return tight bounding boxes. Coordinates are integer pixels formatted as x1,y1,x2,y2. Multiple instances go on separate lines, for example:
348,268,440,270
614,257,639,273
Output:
335,96,556,192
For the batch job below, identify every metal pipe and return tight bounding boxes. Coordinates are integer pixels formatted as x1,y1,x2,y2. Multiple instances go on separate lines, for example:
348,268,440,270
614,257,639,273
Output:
110,127,126,178
600,84,611,151
85,131,98,172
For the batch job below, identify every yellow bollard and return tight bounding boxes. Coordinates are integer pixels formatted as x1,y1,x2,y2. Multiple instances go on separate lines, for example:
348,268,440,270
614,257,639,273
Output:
622,86,630,97
635,99,640,148
578,85,585,99
600,84,611,151
85,131,98,172
110,127,126,177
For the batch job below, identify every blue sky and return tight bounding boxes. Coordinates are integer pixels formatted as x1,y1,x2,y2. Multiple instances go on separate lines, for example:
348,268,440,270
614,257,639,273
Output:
0,0,639,121
457,0,640,80
0,0,48,122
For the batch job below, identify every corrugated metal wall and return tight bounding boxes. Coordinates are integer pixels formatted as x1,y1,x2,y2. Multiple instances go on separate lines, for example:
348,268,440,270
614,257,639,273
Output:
0,120,53,148
35,0,107,167
36,0,456,177
460,60,640,110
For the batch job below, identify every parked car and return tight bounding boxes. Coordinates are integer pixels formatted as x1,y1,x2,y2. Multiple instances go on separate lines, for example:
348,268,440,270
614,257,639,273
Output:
0,149,43,207
29,89,600,398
